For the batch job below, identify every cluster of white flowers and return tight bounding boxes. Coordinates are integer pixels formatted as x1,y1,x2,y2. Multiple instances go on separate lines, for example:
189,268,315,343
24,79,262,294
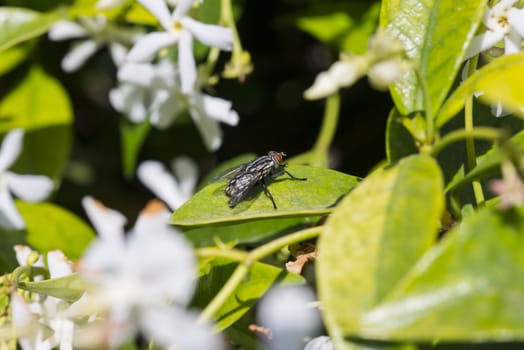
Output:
49,0,238,151
10,198,221,349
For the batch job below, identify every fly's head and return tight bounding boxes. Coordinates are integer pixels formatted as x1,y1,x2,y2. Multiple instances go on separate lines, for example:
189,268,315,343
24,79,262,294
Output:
268,151,287,168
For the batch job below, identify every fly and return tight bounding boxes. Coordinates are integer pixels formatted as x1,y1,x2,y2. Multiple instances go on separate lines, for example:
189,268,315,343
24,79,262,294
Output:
219,151,307,209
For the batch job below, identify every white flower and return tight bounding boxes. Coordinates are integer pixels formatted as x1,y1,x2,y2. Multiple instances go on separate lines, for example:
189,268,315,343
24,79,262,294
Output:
49,16,140,72
304,336,333,350
12,249,81,350
110,60,177,123
465,0,524,60
138,156,198,210
257,286,321,350
115,59,239,151
126,0,233,93
77,197,217,348
0,129,53,230
304,56,368,100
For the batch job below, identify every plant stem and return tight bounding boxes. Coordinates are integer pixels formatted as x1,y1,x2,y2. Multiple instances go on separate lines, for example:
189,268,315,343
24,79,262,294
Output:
414,69,434,144
463,56,485,205
430,127,503,157
313,93,340,153
197,226,322,324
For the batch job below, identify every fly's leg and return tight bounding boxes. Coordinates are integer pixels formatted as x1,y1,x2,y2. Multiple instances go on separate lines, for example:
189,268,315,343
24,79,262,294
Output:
261,181,277,209
284,170,307,181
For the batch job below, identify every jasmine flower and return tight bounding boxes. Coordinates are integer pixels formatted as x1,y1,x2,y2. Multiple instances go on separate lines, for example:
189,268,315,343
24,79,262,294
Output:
0,129,53,230
465,0,524,60
77,197,220,349
49,16,140,72
137,156,198,210
126,0,233,93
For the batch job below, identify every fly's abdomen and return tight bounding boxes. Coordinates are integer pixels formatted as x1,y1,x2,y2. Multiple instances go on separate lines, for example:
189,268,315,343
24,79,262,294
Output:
226,172,260,207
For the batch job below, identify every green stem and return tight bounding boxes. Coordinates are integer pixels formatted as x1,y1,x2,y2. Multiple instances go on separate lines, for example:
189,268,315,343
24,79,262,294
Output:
197,226,322,324
464,56,485,205
313,93,340,153
414,69,434,144
430,127,503,157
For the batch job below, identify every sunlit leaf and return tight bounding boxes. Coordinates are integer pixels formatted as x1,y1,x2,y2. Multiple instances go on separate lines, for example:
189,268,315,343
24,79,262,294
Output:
437,53,524,127
17,201,95,259
359,206,524,341
0,7,62,53
172,165,360,227
317,155,444,337
380,0,486,116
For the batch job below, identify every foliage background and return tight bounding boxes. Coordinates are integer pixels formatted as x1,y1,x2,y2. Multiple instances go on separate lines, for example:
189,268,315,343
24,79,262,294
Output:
0,0,390,222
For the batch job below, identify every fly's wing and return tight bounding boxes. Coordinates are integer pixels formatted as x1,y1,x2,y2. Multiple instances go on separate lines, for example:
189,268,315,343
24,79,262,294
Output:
227,172,260,207
209,163,248,183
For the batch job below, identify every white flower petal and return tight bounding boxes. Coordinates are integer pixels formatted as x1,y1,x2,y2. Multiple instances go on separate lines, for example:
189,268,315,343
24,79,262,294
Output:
303,71,338,100
178,31,197,93
508,8,524,38
109,42,128,66
118,62,157,86
464,31,504,60
80,238,127,285
127,232,196,304
137,0,173,32
257,286,320,350
504,29,522,55
48,21,87,41
6,173,53,201
47,250,73,278
171,156,198,198
200,94,239,125
132,200,172,238
62,40,100,72
14,245,43,267
172,0,195,21
149,91,182,128
110,85,148,122
82,196,126,242
127,32,178,62
0,129,24,172
137,160,188,209
0,185,25,230
305,336,333,350
141,308,222,350
189,105,222,151
182,17,233,50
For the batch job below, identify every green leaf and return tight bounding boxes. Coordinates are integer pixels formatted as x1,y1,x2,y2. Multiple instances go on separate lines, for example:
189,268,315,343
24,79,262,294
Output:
0,7,63,53
380,0,486,116
293,2,380,54
120,118,151,179
18,273,90,302
437,53,524,127
0,229,27,273
0,40,35,75
0,64,73,131
317,155,444,337
358,206,524,341
12,125,72,183
193,258,305,332
172,165,360,227
385,108,418,163
184,216,320,248
17,201,95,259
